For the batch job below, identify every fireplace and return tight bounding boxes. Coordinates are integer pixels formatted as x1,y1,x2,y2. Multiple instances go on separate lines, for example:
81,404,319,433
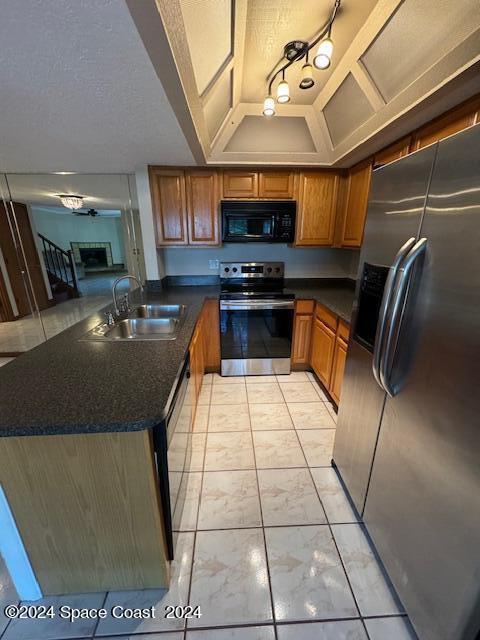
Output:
71,242,114,269
79,247,107,268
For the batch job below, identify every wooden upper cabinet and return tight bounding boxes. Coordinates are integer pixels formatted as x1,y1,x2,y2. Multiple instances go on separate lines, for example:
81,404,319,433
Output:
295,171,339,246
374,136,411,168
339,160,372,248
258,171,295,199
411,96,479,151
149,168,188,246
222,171,258,198
185,170,219,245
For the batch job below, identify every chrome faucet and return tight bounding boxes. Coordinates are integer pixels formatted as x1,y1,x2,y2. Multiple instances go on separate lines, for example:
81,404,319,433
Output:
111,274,144,316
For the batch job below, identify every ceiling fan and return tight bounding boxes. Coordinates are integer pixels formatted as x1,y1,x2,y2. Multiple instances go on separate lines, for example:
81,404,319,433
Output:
74,208,99,217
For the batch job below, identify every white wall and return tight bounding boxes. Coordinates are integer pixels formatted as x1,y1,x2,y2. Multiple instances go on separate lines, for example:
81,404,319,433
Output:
135,166,165,280
31,208,125,264
163,245,360,279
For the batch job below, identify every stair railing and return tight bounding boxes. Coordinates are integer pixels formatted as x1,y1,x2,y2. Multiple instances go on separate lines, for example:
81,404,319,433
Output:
38,233,80,298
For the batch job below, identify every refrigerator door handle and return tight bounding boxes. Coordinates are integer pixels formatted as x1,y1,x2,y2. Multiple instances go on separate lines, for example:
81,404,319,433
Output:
380,237,428,397
372,237,416,391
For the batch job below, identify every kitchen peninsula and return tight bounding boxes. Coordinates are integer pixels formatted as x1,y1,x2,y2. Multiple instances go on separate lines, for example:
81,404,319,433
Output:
0,280,354,596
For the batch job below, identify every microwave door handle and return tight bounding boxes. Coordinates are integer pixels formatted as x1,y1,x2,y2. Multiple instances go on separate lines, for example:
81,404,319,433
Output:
372,237,416,391
379,238,427,397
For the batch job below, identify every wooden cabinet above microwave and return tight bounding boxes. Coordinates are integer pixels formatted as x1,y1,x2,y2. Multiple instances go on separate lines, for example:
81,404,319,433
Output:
222,170,295,199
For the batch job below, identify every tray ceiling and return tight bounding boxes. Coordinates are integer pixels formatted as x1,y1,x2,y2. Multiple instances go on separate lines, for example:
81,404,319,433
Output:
129,0,480,166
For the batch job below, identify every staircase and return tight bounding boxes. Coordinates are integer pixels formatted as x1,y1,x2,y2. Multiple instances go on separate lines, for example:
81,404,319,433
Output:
38,234,80,302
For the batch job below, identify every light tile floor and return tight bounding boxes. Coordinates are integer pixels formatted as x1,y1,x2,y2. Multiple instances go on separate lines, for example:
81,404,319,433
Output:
0,373,418,640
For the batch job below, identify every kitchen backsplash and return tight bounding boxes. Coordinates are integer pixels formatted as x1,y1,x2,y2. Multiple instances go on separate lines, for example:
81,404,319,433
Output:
160,245,360,279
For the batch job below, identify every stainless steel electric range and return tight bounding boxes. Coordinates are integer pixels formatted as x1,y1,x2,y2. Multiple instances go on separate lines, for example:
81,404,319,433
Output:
219,261,295,376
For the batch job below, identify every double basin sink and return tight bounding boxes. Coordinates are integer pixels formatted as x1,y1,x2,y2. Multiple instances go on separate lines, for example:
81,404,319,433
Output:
82,304,187,341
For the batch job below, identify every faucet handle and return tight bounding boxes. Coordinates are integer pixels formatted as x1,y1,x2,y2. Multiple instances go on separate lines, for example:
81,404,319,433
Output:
119,293,131,314
105,311,115,325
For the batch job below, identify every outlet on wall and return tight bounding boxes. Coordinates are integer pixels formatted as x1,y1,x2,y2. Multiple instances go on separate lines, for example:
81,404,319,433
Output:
208,259,219,270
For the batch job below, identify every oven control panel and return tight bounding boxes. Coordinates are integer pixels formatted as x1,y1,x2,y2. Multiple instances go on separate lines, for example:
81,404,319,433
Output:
220,262,284,279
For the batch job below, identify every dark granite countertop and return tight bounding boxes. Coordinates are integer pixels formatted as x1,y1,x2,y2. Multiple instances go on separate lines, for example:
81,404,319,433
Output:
286,278,356,323
0,287,218,438
0,279,355,438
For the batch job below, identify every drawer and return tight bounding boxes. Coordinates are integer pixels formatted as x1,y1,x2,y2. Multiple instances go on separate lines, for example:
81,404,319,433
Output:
295,299,315,314
337,319,350,343
315,302,337,331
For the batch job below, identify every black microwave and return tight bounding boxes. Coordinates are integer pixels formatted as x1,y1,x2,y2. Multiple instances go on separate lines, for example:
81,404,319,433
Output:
221,200,296,243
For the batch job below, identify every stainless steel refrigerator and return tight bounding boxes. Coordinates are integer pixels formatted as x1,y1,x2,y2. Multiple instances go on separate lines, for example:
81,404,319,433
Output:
333,124,480,640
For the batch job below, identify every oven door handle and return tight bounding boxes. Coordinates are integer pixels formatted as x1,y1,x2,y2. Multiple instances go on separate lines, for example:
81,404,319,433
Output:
220,300,294,310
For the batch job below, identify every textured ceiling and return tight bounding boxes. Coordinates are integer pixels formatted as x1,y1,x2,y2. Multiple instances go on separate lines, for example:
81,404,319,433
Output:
241,0,378,104
0,0,194,173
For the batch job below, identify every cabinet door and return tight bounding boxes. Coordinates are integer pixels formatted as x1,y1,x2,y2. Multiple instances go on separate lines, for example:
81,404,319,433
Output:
149,168,187,246
411,98,479,150
340,160,372,247
258,171,295,199
310,317,336,388
223,171,258,198
185,170,219,245
201,299,220,371
374,136,411,168
292,312,313,368
296,172,338,246
330,337,348,404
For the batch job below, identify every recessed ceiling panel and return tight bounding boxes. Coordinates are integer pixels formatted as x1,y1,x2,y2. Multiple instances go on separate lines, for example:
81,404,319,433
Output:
204,70,233,141
180,0,232,95
225,116,316,153
324,73,375,146
361,0,480,102
241,0,378,105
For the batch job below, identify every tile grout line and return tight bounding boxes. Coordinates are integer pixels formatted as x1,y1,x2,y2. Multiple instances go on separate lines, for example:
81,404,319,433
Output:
91,591,109,638
246,397,279,640
297,429,367,628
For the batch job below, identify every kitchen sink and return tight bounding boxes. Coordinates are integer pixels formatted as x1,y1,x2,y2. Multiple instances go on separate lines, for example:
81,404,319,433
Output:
81,305,187,341
132,304,187,319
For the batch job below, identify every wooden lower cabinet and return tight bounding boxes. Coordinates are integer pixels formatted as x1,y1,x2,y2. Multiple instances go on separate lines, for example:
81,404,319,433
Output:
291,300,314,369
330,335,348,404
308,307,350,404
310,316,336,388
201,299,220,372
189,299,221,417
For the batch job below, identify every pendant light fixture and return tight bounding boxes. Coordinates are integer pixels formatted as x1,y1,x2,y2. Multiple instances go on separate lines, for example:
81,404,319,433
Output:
299,52,314,89
263,0,340,116
313,34,334,70
276,70,290,104
58,194,84,210
263,95,275,117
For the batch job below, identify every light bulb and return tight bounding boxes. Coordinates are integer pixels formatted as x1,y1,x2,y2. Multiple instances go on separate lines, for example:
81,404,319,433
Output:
299,62,315,89
277,79,290,104
313,37,333,70
263,95,275,117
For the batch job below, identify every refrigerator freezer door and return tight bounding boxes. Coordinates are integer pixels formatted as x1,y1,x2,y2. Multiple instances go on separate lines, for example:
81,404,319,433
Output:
364,124,480,640
333,144,437,514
